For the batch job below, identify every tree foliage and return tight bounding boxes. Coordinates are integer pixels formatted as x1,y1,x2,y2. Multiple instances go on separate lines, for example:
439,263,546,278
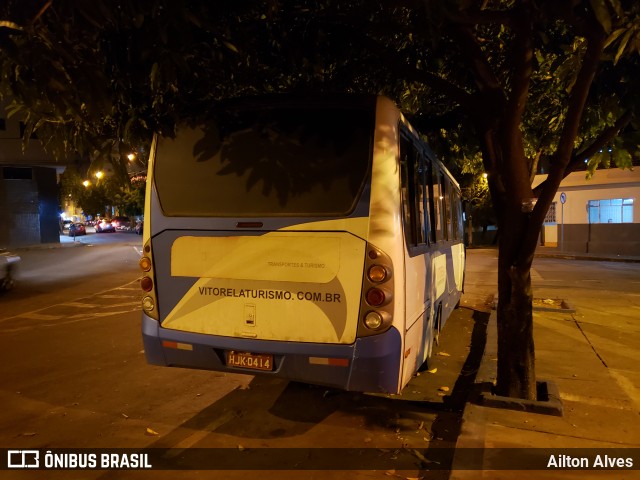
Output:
2,0,640,399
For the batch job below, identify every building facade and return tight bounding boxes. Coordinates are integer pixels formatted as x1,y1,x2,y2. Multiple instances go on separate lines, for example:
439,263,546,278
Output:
534,168,640,256
0,105,62,247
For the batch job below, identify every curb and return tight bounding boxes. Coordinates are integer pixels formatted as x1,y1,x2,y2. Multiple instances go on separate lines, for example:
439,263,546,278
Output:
534,252,640,263
467,310,563,415
14,240,86,251
466,246,640,263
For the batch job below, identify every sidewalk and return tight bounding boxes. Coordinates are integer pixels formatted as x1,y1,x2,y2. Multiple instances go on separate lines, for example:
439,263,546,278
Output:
450,264,640,478
535,245,640,263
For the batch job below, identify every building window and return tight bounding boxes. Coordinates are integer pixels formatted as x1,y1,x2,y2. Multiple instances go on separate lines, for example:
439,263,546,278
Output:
588,198,633,224
2,167,33,180
544,202,557,224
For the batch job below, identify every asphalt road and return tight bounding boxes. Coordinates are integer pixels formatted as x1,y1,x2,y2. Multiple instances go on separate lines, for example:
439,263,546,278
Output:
0,237,488,480
4,242,636,479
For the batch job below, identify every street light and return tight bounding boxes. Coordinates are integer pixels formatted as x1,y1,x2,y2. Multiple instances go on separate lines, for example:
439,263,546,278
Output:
127,153,136,161
82,180,90,187
95,171,104,179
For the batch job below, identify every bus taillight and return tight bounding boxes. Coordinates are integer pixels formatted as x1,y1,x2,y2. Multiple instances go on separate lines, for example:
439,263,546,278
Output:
139,240,159,320
359,244,394,336
366,288,386,306
139,256,152,272
364,311,383,330
141,276,153,292
368,265,387,283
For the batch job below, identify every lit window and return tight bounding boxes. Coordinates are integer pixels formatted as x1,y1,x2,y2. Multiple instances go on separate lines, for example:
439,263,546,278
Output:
587,198,633,224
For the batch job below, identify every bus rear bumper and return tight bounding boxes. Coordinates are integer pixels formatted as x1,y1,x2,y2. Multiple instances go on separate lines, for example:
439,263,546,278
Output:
142,314,401,394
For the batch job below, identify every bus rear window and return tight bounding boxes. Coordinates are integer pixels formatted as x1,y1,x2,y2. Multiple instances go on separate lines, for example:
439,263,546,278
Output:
154,105,374,217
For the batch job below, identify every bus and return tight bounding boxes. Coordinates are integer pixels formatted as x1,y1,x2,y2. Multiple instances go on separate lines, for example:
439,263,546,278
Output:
139,95,465,394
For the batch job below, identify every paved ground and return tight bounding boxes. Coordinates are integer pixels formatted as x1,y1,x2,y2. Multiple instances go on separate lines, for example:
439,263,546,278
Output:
451,248,640,480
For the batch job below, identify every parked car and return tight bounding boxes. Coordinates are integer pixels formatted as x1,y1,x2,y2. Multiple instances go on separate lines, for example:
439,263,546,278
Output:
95,219,116,233
111,216,132,231
0,248,20,291
68,223,87,236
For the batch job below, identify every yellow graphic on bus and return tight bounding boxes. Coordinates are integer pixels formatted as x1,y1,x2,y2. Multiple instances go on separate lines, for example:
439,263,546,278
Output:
171,235,341,283
163,232,366,344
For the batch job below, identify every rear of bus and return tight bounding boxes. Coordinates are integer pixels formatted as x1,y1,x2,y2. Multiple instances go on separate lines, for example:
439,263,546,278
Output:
140,96,403,393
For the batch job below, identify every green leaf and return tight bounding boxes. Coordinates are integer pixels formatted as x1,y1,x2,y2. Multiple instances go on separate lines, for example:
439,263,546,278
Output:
150,62,159,91
615,29,634,64
223,41,240,54
0,20,23,31
604,28,627,49
590,0,612,34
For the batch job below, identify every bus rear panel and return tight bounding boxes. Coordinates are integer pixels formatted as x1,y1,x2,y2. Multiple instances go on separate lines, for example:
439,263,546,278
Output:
140,95,463,394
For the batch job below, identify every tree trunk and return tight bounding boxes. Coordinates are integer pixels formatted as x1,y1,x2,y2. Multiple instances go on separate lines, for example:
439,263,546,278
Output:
494,206,537,400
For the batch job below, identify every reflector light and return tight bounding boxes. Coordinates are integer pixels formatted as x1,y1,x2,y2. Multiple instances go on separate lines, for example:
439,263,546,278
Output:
368,265,387,283
368,250,378,259
162,341,193,351
140,276,153,292
142,296,155,312
364,311,383,330
139,256,152,272
308,357,350,367
366,288,385,306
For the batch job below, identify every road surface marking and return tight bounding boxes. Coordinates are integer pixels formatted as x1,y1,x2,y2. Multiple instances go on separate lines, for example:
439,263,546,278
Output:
0,279,140,325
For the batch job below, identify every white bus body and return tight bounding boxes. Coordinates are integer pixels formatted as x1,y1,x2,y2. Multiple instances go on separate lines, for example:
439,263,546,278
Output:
140,95,464,394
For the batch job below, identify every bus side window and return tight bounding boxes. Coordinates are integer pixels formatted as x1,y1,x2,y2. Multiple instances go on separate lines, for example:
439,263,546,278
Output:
442,175,452,241
432,164,444,242
426,157,436,244
400,135,417,246
450,188,461,240
400,131,428,248
413,150,426,245
421,153,432,245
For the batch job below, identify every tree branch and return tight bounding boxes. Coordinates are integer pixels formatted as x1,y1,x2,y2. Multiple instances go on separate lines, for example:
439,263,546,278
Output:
401,64,472,106
532,109,633,195
552,22,607,169
524,17,608,259
29,0,53,27
505,0,534,134
570,110,634,169
451,24,504,94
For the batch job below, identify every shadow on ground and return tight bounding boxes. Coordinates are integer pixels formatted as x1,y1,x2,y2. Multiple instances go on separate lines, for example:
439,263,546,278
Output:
139,308,489,475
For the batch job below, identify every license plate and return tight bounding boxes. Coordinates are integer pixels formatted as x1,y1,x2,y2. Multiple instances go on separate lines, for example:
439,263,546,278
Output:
226,351,273,371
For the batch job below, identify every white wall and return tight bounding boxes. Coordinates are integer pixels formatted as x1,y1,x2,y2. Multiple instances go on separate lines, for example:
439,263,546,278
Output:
533,168,640,225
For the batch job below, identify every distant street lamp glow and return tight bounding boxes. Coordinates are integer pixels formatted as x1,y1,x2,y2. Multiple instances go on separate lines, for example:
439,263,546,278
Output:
82,180,90,187
483,173,488,179
127,153,136,161
95,171,104,179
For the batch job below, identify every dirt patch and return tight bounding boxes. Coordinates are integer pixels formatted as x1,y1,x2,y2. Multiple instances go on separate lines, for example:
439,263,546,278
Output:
532,298,575,313
533,298,563,309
